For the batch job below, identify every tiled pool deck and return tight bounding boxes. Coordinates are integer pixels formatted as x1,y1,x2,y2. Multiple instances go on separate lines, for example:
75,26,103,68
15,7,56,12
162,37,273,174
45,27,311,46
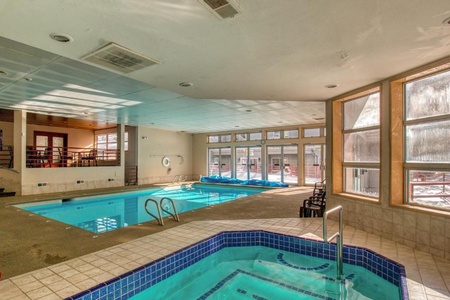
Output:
0,218,449,299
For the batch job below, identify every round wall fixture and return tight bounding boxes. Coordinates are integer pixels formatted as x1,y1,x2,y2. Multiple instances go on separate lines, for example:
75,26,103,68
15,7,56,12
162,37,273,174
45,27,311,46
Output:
162,156,171,168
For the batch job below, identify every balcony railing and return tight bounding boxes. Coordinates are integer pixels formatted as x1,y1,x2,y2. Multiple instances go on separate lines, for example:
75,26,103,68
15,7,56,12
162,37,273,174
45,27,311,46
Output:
26,146,120,168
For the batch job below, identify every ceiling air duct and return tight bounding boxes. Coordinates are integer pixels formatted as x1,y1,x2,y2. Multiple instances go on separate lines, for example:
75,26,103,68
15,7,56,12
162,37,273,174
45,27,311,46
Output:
81,43,160,74
199,0,242,20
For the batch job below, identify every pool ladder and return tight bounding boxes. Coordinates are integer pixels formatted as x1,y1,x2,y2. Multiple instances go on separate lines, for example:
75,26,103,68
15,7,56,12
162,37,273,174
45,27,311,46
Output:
144,197,180,226
322,205,344,280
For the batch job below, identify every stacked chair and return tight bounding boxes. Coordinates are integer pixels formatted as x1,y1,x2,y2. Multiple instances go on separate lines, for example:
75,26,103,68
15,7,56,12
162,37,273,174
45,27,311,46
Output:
299,180,326,218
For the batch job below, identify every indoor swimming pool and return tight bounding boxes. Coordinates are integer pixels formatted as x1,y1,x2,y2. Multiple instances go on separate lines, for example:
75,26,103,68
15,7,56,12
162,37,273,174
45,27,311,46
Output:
14,184,266,233
66,230,408,300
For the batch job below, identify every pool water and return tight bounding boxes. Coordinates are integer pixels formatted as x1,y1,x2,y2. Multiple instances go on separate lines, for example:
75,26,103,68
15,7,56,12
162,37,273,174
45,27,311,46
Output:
14,184,265,233
130,246,400,300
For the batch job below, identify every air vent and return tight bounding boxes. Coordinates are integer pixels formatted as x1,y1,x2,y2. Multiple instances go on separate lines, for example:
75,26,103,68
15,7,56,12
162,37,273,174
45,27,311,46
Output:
82,43,160,74
199,0,242,19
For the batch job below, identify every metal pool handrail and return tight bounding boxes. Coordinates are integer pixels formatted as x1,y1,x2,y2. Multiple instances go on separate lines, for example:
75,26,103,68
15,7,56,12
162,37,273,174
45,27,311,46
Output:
144,198,164,226
323,205,344,280
160,197,180,222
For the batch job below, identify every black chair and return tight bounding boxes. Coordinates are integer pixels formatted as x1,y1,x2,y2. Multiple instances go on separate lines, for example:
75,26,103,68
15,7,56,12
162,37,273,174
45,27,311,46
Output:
299,190,326,218
40,147,52,167
81,149,98,166
58,148,73,167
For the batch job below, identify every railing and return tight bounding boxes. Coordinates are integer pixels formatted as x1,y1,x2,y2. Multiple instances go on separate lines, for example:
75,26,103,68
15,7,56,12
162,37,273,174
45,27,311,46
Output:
26,146,120,168
0,145,13,169
323,205,344,280
144,197,180,226
410,181,450,200
125,165,138,185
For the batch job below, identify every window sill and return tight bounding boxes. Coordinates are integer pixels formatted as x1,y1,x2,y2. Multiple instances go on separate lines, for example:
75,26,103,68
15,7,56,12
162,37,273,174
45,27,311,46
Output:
331,192,380,204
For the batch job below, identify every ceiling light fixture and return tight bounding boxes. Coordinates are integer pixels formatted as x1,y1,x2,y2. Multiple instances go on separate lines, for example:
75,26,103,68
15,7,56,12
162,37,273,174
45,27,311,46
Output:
443,17,450,25
179,82,193,87
50,33,73,43
325,84,338,89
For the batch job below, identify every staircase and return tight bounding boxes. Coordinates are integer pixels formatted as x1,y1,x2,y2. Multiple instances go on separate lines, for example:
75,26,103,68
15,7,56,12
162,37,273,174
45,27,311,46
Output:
0,188,16,197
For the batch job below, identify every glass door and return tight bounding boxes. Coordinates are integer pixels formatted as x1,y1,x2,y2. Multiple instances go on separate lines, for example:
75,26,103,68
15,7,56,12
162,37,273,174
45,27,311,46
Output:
267,145,298,184
304,144,326,184
208,147,231,177
235,146,261,180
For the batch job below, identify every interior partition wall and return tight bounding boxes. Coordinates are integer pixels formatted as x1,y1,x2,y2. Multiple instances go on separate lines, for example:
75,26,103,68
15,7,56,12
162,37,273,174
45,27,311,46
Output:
235,146,261,180
267,145,298,184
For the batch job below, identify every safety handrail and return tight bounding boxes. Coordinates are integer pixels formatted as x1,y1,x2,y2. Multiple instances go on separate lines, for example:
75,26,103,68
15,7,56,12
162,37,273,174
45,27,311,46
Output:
160,197,180,222
144,198,164,226
323,205,343,280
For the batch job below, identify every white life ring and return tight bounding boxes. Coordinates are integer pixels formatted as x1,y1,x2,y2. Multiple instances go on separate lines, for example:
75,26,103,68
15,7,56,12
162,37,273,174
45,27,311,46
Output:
162,156,171,168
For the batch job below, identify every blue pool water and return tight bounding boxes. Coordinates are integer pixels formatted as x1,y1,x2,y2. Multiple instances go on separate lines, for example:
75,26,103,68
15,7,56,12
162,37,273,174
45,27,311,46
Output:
66,231,408,300
130,246,400,300
15,184,265,233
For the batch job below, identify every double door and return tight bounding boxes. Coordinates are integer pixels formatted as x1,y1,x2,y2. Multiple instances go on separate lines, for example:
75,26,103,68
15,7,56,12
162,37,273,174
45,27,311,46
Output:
235,146,261,180
267,145,298,184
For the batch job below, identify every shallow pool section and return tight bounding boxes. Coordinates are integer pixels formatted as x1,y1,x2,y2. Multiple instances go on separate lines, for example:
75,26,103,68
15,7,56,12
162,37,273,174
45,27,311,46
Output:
14,184,265,233
66,231,408,300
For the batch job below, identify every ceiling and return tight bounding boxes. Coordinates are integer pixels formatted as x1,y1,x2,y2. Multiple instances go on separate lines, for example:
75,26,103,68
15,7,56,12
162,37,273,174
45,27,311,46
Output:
0,1,449,133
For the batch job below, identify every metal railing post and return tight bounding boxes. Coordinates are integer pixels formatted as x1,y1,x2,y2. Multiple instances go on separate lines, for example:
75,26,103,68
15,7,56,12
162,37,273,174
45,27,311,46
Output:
323,205,343,280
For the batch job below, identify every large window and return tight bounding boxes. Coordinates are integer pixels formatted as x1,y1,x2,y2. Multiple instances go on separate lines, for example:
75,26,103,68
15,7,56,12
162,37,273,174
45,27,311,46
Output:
403,69,450,210
332,88,380,199
96,133,118,160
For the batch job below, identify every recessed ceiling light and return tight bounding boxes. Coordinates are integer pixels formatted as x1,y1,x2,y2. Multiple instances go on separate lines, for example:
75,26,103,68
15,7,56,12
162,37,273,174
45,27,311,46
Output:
443,17,450,25
325,84,338,89
50,33,73,43
179,82,193,87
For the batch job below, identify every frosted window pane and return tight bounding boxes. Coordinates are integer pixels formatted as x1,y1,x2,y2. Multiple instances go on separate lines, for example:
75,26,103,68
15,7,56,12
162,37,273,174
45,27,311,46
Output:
304,128,320,137
284,129,299,138
249,132,262,140
408,170,450,210
343,93,380,130
406,120,450,162
36,136,48,147
344,167,379,197
97,135,106,143
236,134,247,141
108,134,117,143
343,130,380,162
208,136,219,143
267,131,281,139
405,69,450,121
220,135,231,142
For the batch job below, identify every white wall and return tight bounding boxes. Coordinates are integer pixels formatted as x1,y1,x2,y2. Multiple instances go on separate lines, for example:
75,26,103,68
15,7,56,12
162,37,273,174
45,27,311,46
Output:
137,127,193,184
